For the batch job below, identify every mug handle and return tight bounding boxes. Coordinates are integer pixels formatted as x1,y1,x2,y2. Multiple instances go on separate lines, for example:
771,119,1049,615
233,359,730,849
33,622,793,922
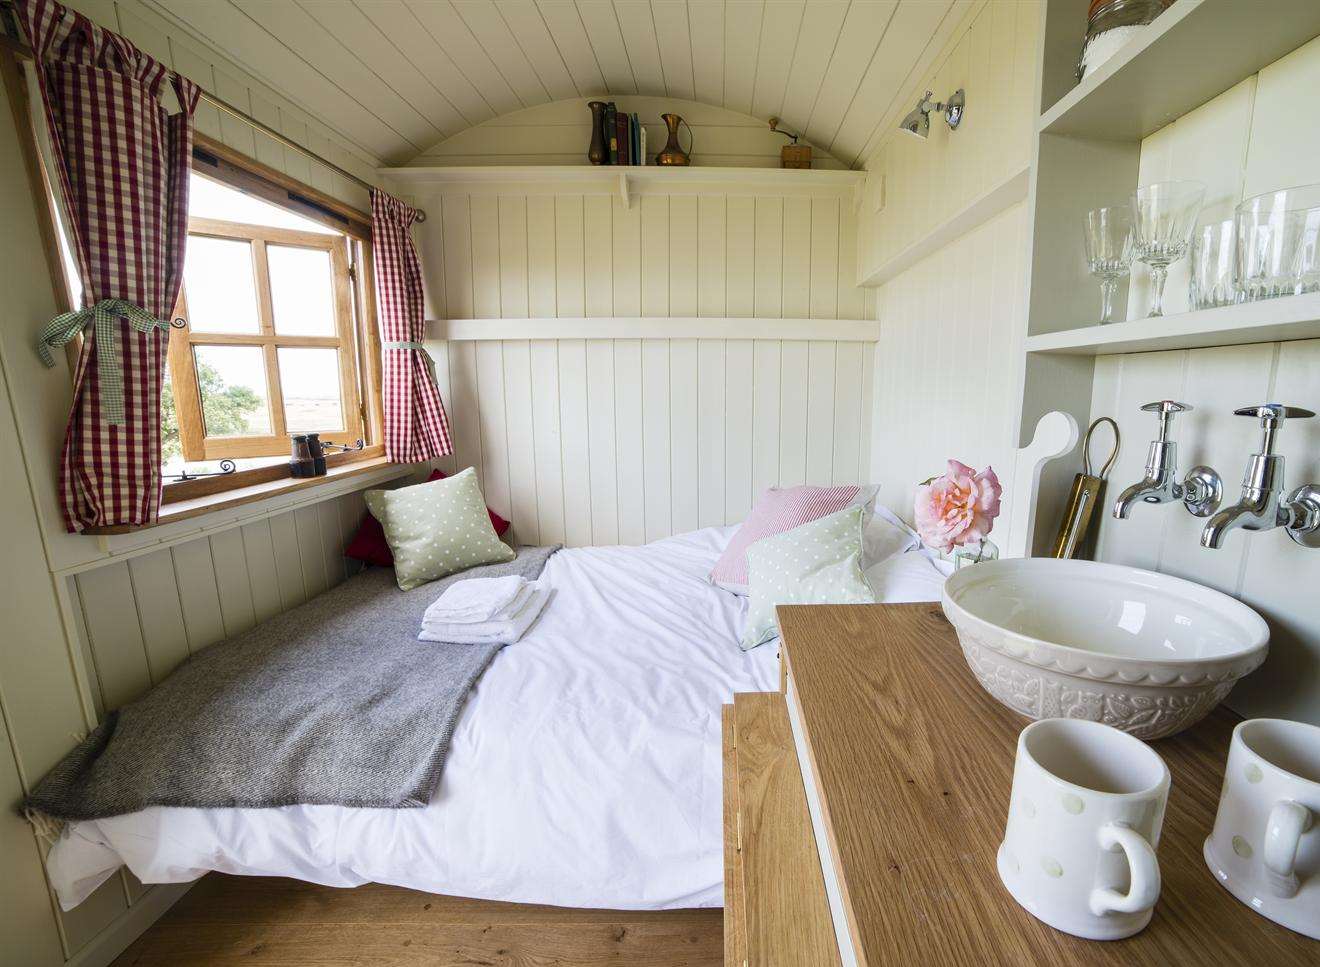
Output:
1264,799,1314,899
1089,822,1161,917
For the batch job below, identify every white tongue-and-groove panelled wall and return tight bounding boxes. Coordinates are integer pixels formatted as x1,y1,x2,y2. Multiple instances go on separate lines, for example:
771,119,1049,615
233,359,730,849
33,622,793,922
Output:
401,174,875,547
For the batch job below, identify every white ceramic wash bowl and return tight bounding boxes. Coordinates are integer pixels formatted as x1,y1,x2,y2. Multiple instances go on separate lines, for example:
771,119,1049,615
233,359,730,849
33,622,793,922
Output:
941,558,1269,740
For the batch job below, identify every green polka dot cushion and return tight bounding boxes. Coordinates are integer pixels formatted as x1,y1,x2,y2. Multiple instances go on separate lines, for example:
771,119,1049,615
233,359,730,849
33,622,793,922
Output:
741,505,875,650
365,467,515,591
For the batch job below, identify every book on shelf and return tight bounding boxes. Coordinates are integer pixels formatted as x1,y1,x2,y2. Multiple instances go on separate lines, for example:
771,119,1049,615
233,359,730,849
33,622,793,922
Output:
616,110,630,166
605,102,617,164
595,105,648,165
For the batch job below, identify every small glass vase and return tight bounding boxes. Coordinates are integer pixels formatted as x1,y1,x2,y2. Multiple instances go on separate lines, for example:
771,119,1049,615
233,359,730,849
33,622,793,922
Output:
953,538,1000,570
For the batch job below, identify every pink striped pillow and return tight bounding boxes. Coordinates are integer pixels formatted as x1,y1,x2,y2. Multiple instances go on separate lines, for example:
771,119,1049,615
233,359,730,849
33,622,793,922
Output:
710,484,879,594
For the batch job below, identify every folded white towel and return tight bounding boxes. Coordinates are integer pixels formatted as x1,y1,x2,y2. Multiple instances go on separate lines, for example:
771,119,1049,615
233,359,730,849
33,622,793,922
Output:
422,575,529,625
419,586,550,645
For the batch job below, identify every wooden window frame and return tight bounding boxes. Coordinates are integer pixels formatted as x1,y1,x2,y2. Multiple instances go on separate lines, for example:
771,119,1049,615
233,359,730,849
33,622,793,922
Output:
171,216,365,461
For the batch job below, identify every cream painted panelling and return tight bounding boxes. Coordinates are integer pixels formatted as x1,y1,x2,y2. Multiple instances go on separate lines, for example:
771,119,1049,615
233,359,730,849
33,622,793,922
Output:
146,0,970,168
869,202,1029,536
414,187,867,321
1092,35,1320,727
858,0,1038,279
861,1,1036,541
73,491,372,717
405,174,875,544
413,96,847,169
424,336,874,547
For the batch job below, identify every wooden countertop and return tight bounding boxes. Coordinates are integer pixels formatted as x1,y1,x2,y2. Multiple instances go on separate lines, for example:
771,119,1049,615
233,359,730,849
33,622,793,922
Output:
778,602,1317,966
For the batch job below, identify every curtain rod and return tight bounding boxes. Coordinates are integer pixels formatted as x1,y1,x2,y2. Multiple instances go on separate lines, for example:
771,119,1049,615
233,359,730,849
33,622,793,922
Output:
0,9,424,222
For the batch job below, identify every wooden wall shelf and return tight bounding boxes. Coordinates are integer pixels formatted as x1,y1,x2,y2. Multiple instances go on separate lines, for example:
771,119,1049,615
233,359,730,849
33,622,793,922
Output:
427,316,881,342
380,164,863,187
1039,0,1320,140
380,164,864,210
1026,293,1320,356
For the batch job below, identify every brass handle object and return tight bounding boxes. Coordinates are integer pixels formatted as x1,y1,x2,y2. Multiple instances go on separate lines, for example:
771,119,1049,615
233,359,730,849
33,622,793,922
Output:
1050,417,1120,559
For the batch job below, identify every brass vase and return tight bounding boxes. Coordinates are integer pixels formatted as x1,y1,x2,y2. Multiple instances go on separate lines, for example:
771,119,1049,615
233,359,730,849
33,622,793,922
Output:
587,101,607,165
655,113,692,166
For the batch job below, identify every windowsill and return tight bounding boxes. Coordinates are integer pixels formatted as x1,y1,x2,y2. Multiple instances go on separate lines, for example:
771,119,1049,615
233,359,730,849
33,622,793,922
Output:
84,455,399,534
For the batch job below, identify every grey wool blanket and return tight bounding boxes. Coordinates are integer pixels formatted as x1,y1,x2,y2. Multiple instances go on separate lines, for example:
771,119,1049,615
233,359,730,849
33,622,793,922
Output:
26,545,560,822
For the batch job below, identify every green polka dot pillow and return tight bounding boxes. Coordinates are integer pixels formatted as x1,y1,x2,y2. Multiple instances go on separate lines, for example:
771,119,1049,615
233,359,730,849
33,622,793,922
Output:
365,467,515,591
741,505,875,650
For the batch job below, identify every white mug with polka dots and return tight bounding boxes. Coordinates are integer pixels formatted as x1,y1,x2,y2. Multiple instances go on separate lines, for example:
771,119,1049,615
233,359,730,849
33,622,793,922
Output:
1204,718,1320,939
997,717,1170,940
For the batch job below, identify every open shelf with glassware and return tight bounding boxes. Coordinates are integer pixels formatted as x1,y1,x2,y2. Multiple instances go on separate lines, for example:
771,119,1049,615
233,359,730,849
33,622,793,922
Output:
1025,292,1320,356
1015,0,1320,553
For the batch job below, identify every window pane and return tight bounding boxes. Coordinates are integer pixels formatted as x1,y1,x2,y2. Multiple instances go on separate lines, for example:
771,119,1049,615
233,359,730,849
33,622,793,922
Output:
193,345,272,437
278,347,345,432
184,236,260,333
161,365,181,463
268,245,336,336
189,173,337,234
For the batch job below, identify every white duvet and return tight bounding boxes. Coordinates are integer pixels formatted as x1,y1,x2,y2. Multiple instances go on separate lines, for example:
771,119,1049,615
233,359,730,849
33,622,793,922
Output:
47,525,947,912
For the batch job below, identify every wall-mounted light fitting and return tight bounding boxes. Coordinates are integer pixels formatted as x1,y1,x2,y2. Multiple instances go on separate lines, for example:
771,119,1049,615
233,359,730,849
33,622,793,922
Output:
898,89,966,140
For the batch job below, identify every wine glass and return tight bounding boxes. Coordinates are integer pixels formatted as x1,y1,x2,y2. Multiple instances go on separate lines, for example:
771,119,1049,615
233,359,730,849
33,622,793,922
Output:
1082,206,1133,324
1131,181,1205,317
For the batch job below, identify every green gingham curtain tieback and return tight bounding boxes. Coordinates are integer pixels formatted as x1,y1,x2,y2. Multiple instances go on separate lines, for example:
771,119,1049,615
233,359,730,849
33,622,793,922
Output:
383,341,423,350
37,299,172,426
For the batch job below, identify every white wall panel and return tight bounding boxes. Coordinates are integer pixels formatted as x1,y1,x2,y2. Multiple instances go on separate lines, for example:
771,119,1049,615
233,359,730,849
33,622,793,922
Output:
408,173,874,544
869,202,1028,536
423,334,876,547
585,340,620,544
697,340,727,528
857,0,1037,280
614,340,647,544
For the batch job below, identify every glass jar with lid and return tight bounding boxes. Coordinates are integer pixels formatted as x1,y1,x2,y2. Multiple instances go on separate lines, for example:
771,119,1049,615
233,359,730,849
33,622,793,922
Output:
1078,0,1171,81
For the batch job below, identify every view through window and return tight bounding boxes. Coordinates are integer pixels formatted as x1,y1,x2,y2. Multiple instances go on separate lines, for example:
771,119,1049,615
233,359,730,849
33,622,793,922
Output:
162,173,364,479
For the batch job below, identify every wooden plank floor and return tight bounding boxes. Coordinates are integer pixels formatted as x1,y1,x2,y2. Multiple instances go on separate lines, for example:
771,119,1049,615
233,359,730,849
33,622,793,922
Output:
112,875,723,967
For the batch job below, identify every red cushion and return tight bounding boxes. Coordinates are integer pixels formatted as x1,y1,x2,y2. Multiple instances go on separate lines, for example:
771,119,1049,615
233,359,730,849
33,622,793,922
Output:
345,469,510,567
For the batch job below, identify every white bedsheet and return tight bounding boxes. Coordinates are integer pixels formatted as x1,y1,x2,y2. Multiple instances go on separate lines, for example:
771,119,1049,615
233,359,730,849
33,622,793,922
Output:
47,526,947,912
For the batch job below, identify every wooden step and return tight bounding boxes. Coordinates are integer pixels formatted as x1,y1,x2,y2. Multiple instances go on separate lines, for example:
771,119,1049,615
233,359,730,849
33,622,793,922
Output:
730,692,840,967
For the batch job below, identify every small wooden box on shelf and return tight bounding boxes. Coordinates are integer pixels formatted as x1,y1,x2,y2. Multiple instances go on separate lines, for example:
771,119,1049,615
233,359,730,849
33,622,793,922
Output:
723,603,1318,965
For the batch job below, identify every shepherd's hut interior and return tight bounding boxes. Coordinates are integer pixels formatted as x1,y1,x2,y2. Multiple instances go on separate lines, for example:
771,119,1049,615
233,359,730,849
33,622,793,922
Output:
3,1,1320,965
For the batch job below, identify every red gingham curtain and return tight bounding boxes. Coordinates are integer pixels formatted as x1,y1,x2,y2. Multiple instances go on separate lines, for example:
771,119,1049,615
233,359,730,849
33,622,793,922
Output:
371,189,453,463
18,0,199,532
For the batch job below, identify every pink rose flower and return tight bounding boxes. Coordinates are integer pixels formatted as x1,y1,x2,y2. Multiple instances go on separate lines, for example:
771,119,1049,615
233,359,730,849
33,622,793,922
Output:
914,460,1002,553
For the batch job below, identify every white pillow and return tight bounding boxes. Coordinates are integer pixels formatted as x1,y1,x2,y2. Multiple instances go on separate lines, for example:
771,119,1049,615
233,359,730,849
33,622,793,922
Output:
862,505,919,566
864,549,952,603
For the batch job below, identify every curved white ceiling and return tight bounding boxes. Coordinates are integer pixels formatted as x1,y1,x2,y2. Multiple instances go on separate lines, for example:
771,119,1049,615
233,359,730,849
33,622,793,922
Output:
148,0,967,167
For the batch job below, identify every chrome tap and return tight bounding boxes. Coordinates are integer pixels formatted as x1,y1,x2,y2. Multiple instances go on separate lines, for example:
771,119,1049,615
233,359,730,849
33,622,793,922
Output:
1201,404,1320,549
1112,401,1222,519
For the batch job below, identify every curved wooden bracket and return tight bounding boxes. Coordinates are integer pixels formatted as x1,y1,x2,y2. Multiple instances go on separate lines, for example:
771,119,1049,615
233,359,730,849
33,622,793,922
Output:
1004,410,1079,559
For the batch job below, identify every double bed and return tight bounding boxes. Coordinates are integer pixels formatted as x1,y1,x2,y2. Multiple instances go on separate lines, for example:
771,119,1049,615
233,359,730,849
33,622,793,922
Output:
46,522,948,913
